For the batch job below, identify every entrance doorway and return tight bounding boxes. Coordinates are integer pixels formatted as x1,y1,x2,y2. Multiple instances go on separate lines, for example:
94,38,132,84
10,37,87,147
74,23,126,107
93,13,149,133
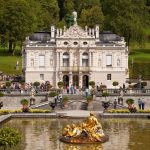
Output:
82,75,89,88
73,75,79,87
63,75,69,88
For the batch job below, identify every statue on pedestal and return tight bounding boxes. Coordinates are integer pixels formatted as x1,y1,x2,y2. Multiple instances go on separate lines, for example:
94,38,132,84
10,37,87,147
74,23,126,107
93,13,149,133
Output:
60,112,109,144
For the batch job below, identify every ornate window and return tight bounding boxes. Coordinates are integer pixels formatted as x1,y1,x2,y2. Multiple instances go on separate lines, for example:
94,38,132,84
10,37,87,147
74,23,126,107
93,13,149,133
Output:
106,55,112,67
82,52,88,67
63,52,69,67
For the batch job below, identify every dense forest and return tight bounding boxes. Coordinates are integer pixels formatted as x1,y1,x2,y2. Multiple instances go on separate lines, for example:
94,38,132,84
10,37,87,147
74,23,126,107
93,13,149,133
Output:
0,0,150,54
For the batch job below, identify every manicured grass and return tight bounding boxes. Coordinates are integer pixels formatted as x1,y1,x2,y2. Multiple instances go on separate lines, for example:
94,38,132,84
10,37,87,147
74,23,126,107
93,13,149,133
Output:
129,42,150,79
0,55,22,75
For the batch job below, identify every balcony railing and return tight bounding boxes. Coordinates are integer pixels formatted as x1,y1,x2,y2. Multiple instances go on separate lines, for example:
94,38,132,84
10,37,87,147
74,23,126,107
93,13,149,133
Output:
59,66,90,72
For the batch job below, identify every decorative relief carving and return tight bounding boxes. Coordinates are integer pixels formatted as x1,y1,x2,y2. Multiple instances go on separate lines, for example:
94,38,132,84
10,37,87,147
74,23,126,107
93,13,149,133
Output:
59,24,93,39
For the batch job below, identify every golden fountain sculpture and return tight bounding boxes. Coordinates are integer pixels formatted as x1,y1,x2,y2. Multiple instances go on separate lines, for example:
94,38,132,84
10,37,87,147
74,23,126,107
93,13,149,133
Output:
60,113,109,144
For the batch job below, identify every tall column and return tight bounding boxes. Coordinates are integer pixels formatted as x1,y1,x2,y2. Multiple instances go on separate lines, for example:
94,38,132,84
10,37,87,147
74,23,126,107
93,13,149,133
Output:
79,72,82,88
69,72,73,86
59,72,63,81
89,51,91,67
79,51,82,66
69,51,73,66
89,72,92,81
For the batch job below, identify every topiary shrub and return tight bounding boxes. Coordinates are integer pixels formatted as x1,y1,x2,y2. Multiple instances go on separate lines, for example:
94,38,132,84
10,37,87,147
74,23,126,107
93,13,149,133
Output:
86,96,93,103
112,81,119,87
0,92,4,97
89,81,95,88
57,81,64,89
102,92,109,97
126,99,134,105
62,96,69,104
0,127,21,150
20,99,29,105
49,92,58,97
5,82,11,87
20,99,29,112
33,81,40,88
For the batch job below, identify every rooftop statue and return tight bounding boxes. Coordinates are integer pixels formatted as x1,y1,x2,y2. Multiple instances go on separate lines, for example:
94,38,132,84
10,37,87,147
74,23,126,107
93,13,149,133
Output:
72,11,77,24
60,112,109,144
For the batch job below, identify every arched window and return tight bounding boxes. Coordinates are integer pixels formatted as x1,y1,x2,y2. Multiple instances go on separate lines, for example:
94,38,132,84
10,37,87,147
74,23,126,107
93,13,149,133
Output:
63,52,69,67
82,52,88,67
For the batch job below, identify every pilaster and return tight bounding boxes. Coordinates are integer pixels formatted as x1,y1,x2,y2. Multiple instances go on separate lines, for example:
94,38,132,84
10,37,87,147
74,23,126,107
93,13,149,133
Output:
79,51,82,66
69,51,73,66
69,72,73,86
79,72,82,88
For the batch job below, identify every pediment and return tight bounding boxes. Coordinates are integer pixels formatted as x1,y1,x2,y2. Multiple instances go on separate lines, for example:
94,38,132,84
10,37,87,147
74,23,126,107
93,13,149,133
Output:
59,24,93,39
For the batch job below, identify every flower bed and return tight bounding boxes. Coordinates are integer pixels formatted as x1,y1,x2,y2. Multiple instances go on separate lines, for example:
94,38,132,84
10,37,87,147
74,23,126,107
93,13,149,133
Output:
0,109,51,116
108,109,150,113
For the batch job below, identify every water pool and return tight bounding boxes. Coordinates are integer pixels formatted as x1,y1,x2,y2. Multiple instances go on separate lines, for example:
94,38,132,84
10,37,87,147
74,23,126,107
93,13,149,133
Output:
0,118,150,150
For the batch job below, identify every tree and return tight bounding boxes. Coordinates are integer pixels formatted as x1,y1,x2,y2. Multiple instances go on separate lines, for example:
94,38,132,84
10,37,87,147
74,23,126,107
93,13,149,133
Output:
0,127,21,150
37,0,59,29
74,0,101,16
0,0,39,54
79,5,104,28
64,0,74,14
102,0,149,45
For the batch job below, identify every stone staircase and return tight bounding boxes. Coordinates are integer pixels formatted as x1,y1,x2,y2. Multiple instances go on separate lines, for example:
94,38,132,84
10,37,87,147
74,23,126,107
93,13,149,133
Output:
63,94,85,100
29,97,127,111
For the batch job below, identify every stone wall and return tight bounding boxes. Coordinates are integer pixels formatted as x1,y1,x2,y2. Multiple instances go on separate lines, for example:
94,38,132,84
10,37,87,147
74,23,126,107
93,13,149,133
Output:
96,96,150,110
0,95,51,110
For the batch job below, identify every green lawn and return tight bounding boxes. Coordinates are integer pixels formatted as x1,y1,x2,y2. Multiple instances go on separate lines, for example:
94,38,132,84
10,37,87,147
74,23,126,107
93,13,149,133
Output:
0,55,22,75
129,42,150,79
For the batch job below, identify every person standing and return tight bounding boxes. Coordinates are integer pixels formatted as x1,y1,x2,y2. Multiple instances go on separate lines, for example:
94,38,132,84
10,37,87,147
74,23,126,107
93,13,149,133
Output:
138,98,142,110
70,85,73,94
85,87,89,97
74,85,77,94
113,99,117,109
66,85,69,94
141,98,145,110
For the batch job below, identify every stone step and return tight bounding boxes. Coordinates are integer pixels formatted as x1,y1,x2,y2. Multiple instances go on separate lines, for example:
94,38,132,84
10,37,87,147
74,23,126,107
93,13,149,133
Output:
63,94,85,100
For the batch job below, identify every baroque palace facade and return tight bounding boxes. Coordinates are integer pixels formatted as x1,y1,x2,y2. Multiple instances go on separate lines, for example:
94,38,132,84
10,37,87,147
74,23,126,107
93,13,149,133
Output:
22,13,128,88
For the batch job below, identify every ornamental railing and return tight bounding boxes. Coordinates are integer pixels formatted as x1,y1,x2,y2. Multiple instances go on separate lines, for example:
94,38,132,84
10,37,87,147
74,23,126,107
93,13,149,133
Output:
0,88,150,96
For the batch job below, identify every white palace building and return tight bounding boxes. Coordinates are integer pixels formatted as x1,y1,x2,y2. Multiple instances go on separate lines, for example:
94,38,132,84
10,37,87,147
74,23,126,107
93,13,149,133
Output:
22,12,129,88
